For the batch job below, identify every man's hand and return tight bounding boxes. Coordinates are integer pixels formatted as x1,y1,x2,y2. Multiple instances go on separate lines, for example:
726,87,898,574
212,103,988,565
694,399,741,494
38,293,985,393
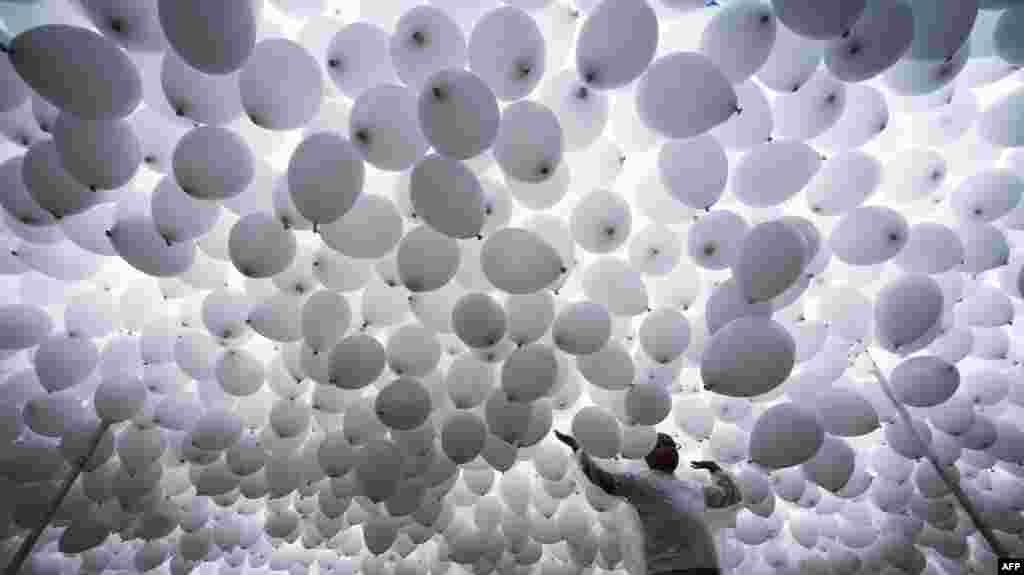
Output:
690,460,722,473
554,430,579,452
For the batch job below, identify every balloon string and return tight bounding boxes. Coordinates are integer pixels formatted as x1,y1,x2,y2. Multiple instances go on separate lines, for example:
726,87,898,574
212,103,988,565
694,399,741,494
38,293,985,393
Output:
859,349,1007,558
4,422,112,575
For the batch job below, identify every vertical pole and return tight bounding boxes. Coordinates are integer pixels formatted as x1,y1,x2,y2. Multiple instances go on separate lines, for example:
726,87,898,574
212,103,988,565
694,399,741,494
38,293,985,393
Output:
3,422,111,575
859,350,1007,558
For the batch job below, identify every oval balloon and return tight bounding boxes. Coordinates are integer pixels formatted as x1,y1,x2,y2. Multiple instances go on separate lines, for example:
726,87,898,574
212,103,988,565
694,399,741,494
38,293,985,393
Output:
575,0,658,90
287,132,364,226
701,317,796,397
10,24,142,120
350,83,428,172
173,126,254,201
159,0,257,74
239,38,323,131
824,0,913,82
493,100,564,183
874,274,944,354
468,5,545,100
390,5,467,91
733,219,809,303
53,113,141,191
637,52,737,139
409,155,485,239
480,228,564,295
749,402,824,469
396,225,461,292
829,205,909,266
418,68,499,160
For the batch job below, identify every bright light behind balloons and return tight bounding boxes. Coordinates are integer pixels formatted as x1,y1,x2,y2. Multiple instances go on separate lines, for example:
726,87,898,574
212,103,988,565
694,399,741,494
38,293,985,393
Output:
3,0,1024,573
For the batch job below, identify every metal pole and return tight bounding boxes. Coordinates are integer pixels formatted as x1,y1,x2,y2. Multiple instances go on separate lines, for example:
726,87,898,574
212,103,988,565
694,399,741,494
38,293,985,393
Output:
3,422,111,575
859,350,1007,558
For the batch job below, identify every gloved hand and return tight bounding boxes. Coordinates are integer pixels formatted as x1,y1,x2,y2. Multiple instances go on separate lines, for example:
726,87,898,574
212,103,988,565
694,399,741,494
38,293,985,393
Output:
690,460,722,473
554,430,579,452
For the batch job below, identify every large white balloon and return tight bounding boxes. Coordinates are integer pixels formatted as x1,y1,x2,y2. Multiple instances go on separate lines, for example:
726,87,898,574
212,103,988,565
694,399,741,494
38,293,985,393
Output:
53,113,141,191
890,356,959,408
570,189,632,254
173,126,254,201
375,377,432,431
804,151,881,215
874,274,945,354
493,100,564,183
11,25,142,120
581,257,648,317
390,5,467,91
812,387,879,437
158,0,257,75
418,68,499,160
575,0,658,90
350,83,429,172
731,140,821,207
239,39,323,131
468,6,546,100
150,176,221,244
824,0,913,82
637,52,737,139
481,228,564,294
906,0,978,61
700,0,776,84
801,435,854,493
287,132,364,227
552,301,611,356
828,205,909,266
160,50,243,126
771,70,845,140
658,134,728,210
409,155,485,239
325,22,398,99
228,212,296,278
701,317,796,397
749,402,824,469
502,343,559,402
22,140,109,219
733,219,809,303
109,215,197,277
893,222,963,275
396,225,461,292
950,169,1023,224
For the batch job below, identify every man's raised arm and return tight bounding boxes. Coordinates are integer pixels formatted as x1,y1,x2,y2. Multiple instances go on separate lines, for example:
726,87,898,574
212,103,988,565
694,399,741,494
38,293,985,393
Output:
691,461,741,509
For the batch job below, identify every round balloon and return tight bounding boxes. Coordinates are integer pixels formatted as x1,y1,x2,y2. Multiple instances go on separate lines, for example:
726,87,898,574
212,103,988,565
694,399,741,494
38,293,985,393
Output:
575,0,658,90
874,274,945,354
159,0,257,74
637,52,737,139
701,317,796,397
468,6,546,100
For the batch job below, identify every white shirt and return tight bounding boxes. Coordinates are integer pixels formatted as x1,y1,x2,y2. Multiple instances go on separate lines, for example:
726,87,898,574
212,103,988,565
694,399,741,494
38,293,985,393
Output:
576,453,741,574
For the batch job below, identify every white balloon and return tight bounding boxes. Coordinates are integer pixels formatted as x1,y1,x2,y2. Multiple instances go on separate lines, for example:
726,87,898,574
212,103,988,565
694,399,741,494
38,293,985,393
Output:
815,83,889,151
287,132,364,226
890,356,959,408
638,307,689,364
733,219,808,303
189,407,244,451
957,222,1010,274
552,301,611,356
160,50,243,126
501,343,559,402
228,212,296,278
570,189,632,254
829,205,909,266
572,406,621,458
658,133,728,210
575,0,657,90
320,194,403,260
801,435,854,493
11,24,142,120
882,43,969,96
756,15,823,91
804,150,881,215
151,176,221,244
22,140,113,220
581,257,648,317
824,0,914,82
710,80,773,149
874,274,945,354
628,223,681,276
687,210,747,271
409,155,485,239
892,222,963,275
749,402,823,469
349,84,428,172
812,387,879,437
493,100,564,183
94,372,147,422
504,291,555,346
53,113,140,190
770,0,866,40
390,5,468,93
396,225,460,292
110,215,197,277
375,377,432,431
158,0,257,74
418,68,499,160
441,410,487,464
33,333,99,393
173,126,254,201
731,140,821,207
539,69,608,152
467,6,545,101
701,317,796,397
216,349,265,397
951,169,1023,224
577,340,635,390
979,86,1024,148
700,0,776,83
481,228,564,295
771,69,845,140
451,292,506,349
301,291,351,354
637,52,738,139
326,22,398,99
239,39,323,131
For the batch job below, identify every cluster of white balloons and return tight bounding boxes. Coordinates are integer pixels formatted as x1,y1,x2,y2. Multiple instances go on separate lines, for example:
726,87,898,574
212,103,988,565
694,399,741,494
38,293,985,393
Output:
1,0,1024,575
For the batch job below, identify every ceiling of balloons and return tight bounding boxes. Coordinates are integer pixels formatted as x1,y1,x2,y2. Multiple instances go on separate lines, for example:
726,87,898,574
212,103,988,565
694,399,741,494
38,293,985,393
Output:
1,0,1024,574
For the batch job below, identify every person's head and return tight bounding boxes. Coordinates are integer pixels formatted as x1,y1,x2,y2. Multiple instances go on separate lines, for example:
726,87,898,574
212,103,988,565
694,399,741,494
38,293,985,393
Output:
645,433,679,473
